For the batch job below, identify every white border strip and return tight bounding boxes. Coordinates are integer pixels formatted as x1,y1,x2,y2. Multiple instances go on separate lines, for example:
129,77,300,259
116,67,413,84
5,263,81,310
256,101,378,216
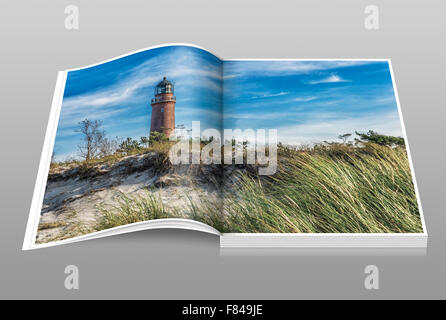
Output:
23,71,67,250
27,218,221,250
220,233,427,248
389,60,427,235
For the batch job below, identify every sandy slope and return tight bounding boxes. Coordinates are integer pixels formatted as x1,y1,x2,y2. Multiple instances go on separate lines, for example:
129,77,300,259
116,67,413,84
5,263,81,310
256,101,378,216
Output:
37,152,221,243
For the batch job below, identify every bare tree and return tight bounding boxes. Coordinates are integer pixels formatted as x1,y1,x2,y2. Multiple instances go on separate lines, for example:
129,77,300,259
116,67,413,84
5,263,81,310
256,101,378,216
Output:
77,119,105,162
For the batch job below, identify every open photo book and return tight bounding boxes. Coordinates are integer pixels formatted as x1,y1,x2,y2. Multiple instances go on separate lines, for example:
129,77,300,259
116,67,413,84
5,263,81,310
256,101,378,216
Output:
23,44,427,250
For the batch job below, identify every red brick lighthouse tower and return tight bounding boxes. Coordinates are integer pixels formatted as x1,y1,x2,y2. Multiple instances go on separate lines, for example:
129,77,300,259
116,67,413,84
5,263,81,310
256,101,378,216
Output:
150,77,176,138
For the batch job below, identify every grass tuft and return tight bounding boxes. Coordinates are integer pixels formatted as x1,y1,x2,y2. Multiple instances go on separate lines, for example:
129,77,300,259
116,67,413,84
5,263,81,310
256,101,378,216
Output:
95,192,172,231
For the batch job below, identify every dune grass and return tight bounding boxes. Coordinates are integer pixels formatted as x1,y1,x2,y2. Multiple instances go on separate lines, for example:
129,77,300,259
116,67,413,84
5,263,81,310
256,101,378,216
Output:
95,190,227,232
94,142,423,234
95,192,172,231
221,143,422,233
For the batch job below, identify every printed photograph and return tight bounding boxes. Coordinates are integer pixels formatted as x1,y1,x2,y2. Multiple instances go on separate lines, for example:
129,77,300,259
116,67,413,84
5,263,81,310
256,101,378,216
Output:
222,59,422,234
36,45,423,245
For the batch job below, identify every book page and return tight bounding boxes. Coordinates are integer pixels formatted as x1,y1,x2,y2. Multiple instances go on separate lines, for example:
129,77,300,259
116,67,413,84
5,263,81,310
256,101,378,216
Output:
221,59,424,235
28,45,224,248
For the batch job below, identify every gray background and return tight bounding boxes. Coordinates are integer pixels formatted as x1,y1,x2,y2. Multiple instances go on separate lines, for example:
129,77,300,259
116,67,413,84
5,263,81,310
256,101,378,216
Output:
0,0,445,299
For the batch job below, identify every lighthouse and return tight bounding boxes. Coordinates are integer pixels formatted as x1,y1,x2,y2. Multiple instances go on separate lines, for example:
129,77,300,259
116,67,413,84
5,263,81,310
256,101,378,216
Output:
150,77,176,138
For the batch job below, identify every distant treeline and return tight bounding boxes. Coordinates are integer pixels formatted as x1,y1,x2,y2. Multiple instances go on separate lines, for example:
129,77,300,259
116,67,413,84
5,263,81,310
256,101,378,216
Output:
54,118,406,164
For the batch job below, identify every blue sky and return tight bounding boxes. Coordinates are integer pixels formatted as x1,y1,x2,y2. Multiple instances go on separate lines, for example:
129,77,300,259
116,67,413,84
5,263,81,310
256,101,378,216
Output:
54,45,222,161
53,45,403,161
223,60,402,145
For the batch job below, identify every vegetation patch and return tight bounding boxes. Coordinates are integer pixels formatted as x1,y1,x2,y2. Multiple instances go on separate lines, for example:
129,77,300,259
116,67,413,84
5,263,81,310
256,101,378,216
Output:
92,138,422,234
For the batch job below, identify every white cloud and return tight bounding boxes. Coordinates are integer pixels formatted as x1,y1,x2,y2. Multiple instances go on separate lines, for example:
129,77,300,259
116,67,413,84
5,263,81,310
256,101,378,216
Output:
253,91,290,99
224,60,370,79
224,111,307,121
175,106,222,119
58,47,222,129
62,47,222,112
293,96,317,102
308,74,349,85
